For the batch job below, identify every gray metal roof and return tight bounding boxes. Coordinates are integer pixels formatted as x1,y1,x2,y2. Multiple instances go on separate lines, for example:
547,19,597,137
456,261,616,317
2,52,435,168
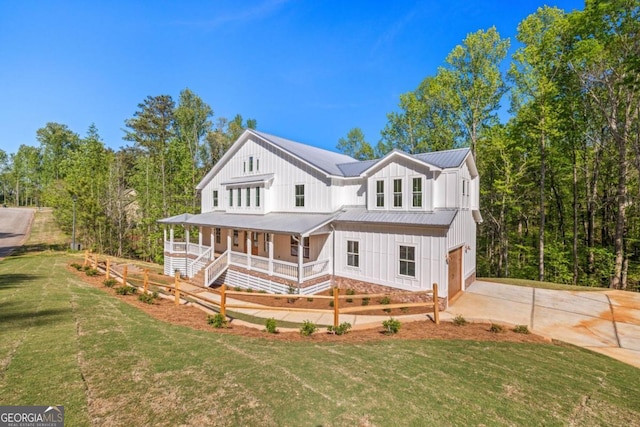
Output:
337,159,378,177
251,130,356,176
172,211,339,236
221,173,274,187
335,208,457,227
158,213,194,224
413,148,470,169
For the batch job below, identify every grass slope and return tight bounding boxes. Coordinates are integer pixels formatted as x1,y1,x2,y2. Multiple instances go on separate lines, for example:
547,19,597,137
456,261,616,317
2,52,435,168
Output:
1,211,639,426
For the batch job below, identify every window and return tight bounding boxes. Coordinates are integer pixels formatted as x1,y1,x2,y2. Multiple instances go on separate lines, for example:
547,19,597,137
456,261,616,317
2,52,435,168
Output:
393,179,402,207
233,230,239,246
399,245,416,277
237,188,242,207
412,178,422,208
347,240,359,267
212,190,218,208
229,189,233,207
295,184,305,207
263,233,269,252
215,228,221,244
256,159,259,171
249,156,254,172
255,186,260,207
376,180,384,207
243,161,246,173
290,236,310,258
246,187,251,207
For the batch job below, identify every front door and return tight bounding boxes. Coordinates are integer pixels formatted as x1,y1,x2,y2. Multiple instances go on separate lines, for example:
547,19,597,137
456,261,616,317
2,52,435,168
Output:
448,246,463,301
252,232,259,256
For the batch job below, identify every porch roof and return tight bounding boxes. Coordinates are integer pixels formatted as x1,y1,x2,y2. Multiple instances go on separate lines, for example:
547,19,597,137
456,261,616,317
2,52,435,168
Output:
335,208,457,227
157,213,194,224
168,211,340,236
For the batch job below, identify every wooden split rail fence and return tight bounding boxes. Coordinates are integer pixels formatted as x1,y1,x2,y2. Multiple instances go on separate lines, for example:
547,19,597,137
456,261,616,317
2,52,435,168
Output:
84,251,440,327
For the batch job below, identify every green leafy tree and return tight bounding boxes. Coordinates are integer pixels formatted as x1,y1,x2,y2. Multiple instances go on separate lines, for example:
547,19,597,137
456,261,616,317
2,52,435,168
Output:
337,127,375,160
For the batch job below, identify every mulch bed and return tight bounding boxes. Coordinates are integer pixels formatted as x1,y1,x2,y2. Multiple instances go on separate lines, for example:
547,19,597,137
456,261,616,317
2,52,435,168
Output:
68,262,549,344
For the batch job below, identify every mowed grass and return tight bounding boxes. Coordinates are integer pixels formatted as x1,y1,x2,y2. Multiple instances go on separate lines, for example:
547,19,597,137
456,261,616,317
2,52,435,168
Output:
1,212,639,426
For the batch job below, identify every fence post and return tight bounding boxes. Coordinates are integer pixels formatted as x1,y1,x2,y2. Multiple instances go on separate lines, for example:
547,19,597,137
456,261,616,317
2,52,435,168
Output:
175,272,180,306
333,287,339,328
122,265,128,287
94,253,99,268
144,269,149,294
106,258,110,280
433,283,440,325
84,250,89,266
220,284,226,317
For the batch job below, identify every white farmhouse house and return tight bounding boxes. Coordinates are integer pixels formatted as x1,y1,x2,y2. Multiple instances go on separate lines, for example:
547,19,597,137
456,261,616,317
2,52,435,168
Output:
160,129,481,305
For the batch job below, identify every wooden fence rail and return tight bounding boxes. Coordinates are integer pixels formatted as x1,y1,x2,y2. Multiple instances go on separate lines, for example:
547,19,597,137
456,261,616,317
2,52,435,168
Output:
86,252,440,328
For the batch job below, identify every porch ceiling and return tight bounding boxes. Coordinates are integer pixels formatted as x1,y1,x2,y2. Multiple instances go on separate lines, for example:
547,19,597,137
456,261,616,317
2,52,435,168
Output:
175,211,340,236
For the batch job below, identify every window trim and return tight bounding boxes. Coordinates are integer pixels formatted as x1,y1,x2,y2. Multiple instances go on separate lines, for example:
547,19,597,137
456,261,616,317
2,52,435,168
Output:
237,188,242,207
212,190,218,208
228,189,233,207
412,177,422,208
255,186,260,207
249,156,254,172
346,240,360,268
246,187,251,207
290,236,310,259
375,180,385,208
295,184,305,207
393,178,402,208
233,230,239,247
215,228,221,245
399,245,416,278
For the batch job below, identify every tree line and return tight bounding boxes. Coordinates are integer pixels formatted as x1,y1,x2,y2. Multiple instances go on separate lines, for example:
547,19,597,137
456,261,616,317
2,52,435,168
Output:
1,1,637,290
0,89,255,262
337,1,639,290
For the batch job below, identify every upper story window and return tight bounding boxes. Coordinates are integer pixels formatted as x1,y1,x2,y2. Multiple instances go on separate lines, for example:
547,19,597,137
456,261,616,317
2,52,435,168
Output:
249,156,254,172
246,187,251,207
412,178,422,208
399,245,416,277
255,186,260,207
228,189,233,207
376,180,384,207
237,188,242,207
213,190,218,208
393,179,402,208
347,240,359,268
295,184,305,207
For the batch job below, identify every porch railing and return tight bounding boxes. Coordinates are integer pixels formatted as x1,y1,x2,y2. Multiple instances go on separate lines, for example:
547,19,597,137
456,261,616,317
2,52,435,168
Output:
188,246,213,278
303,258,331,280
204,250,229,286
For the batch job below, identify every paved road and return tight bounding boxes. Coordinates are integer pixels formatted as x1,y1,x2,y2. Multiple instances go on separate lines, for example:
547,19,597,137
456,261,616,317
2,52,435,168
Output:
448,281,640,369
0,207,35,259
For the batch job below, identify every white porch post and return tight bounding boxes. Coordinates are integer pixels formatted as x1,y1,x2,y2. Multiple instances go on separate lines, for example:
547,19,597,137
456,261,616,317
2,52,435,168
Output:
226,230,232,266
297,235,303,285
268,233,274,275
185,227,190,252
198,226,203,253
169,226,174,252
210,228,215,260
246,231,251,270
163,227,167,246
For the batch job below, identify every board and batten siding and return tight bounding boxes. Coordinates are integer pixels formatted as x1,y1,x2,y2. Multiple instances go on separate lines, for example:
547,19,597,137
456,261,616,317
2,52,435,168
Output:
366,159,435,212
446,210,477,287
334,223,447,292
201,137,336,214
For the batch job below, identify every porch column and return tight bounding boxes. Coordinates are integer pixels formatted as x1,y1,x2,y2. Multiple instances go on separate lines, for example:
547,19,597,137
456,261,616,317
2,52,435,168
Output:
198,226,203,252
268,233,274,275
227,230,232,256
169,226,174,252
185,226,190,277
246,231,251,270
163,227,167,245
210,228,215,260
297,235,303,285
185,227,190,252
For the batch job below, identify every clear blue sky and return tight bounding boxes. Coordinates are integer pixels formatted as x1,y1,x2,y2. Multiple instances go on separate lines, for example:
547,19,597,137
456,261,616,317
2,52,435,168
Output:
0,0,584,156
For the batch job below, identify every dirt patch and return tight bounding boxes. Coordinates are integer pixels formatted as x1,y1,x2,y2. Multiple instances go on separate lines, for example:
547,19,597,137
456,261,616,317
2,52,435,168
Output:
68,263,548,344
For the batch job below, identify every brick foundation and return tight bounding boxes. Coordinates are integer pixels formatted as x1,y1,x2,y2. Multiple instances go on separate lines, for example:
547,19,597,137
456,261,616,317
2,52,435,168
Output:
465,271,476,289
228,265,331,289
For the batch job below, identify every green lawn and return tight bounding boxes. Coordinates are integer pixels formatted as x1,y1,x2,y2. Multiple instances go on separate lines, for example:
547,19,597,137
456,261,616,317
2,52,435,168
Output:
1,212,639,426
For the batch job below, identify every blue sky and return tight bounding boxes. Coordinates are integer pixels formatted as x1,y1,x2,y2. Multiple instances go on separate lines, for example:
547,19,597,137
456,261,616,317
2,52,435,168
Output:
0,0,584,156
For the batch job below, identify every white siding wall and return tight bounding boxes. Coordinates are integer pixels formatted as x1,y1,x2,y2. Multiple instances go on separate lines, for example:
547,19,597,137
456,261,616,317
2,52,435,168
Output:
334,224,447,292
366,159,435,212
446,210,477,287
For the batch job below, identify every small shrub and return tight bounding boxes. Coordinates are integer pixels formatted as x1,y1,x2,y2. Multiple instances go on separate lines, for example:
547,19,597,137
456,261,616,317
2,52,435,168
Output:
265,318,278,334
346,288,355,303
382,318,401,334
115,286,137,295
453,315,468,326
82,265,91,271
85,268,99,277
207,313,228,329
400,307,409,313
259,290,267,294
234,286,242,292
306,297,314,302
513,325,530,334
327,322,352,336
328,300,334,308
489,323,503,333
103,278,118,288
361,297,370,306
299,320,318,336
246,288,253,293
287,285,297,303
138,291,159,304
70,262,83,270
380,296,391,313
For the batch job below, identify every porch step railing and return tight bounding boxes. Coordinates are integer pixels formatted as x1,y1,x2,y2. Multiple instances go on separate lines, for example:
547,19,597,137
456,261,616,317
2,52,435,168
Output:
204,250,230,287
188,246,213,278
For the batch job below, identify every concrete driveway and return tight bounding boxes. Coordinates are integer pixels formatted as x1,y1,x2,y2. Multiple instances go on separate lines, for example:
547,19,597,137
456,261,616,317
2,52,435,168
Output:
0,207,35,259
447,281,640,369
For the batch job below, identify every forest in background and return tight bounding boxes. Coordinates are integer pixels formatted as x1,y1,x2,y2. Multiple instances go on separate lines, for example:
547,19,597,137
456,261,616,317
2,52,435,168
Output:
1,1,638,290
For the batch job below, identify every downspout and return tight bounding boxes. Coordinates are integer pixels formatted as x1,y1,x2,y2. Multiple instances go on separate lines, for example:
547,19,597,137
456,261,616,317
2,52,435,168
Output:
330,224,336,289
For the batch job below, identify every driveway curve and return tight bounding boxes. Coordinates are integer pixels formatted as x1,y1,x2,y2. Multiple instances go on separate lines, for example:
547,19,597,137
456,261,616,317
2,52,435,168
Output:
447,281,640,369
0,207,35,259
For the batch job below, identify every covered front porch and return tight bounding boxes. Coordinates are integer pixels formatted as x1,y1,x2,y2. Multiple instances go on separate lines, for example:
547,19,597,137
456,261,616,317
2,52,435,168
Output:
159,211,337,293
